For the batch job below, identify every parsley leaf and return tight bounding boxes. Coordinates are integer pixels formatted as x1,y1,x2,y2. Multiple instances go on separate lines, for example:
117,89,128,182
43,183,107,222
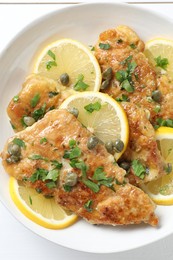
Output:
51,160,63,169
29,168,48,183
46,181,57,189
73,74,89,91
32,103,46,121
99,43,111,50
155,56,169,70
115,94,129,102
30,93,40,108
28,154,49,161
47,50,56,61
84,200,93,212
130,43,136,49
46,61,57,70
131,160,147,179
63,146,81,160
83,179,100,193
84,102,101,113
13,138,26,148
40,137,48,144
13,95,19,103
121,79,134,93
43,169,60,182
63,185,72,192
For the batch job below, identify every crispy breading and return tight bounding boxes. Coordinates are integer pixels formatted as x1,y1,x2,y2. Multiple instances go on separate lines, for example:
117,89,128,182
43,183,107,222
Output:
1,109,158,226
121,102,166,183
95,25,166,182
7,74,61,132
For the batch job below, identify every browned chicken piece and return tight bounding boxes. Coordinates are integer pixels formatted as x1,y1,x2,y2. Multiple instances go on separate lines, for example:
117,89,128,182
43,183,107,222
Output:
95,25,167,182
7,74,61,132
1,109,158,226
153,75,173,126
120,102,166,184
94,25,160,123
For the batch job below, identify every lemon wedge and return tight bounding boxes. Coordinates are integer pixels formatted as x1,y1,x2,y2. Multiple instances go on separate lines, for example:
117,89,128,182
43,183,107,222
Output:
9,177,78,229
60,91,129,160
142,127,173,205
144,38,173,78
33,38,102,93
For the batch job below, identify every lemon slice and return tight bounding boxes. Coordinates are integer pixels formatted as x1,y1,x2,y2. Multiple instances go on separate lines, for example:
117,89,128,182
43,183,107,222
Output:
142,127,173,205
33,38,102,93
144,38,173,78
9,177,78,229
60,91,129,160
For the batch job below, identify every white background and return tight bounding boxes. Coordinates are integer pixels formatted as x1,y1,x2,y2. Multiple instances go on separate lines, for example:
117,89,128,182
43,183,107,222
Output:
1,2,173,260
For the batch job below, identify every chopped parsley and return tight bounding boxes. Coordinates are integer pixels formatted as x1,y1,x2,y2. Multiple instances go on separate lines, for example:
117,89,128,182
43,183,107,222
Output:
154,105,161,113
154,56,169,70
84,200,93,212
28,154,49,161
83,179,100,193
30,93,40,108
13,95,19,103
46,50,57,70
93,166,114,189
29,196,32,205
32,103,46,121
165,163,172,174
13,138,26,148
84,102,101,113
29,167,59,188
51,160,63,169
154,118,173,129
99,43,111,50
63,146,81,160
73,74,89,91
115,94,129,102
130,43,136,49
131,160,147,179
47,50,56,60
40,137,48,144
63,184,72,192
115,56,137,93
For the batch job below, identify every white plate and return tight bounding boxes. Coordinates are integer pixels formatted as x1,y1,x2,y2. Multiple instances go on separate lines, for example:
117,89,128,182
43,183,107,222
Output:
0,2,173,254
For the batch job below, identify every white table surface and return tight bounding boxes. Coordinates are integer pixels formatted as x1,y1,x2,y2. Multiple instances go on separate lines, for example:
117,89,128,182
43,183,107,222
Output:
1,2,173,260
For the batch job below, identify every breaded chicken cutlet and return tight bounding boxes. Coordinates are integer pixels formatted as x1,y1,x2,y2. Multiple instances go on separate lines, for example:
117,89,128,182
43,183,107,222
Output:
1,109,158,226
95,25,170,183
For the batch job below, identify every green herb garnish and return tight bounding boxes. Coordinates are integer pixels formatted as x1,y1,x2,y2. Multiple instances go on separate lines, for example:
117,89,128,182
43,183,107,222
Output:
63,185,72,192
84,200,93,212
13,138,26,148
73,74,89,91
121,79,134,93
154,56,169,70
130,43,136,49
29,196,32,205
99,43,111,50
31,93,40,108
32,103,46,121
47,50,56,61
13,95,19,103
115,94,129,102
131,160,147,179
40,137,48,144
46,50,57,70
83,179,100,193
43,169,60,182
51,160,63,169
28,154,49,161
84,102,101,113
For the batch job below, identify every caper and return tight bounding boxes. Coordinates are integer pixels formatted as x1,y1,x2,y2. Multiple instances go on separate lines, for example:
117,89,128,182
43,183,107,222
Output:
60,73,70,86
7,143,21,156
65,172,78,187
100,79,110,90
119,161,130,171
6,155,20,164
102,67,113,80
105,141,113,153
113,139,124,153
23,116,36,126
68,107,79,118
152,90,162,102
87,136,99,150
